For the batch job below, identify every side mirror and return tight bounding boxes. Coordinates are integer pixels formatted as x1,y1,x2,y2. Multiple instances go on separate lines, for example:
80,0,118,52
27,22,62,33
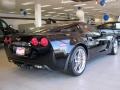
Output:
8,25,13,28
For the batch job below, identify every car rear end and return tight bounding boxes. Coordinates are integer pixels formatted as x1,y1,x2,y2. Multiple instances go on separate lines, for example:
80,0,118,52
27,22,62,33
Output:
4,34,54,66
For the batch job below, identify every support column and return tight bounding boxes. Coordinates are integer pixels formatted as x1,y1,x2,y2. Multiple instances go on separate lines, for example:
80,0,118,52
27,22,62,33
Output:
35,0,42,27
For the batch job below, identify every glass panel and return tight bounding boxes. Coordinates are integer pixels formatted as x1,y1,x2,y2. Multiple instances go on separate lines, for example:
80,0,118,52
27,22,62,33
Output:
0,30,3,35
1,21,7,28
116,23,120,29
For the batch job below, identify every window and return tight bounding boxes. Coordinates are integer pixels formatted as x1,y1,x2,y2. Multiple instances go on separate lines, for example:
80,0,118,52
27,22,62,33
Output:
100,23,114,29
1,21,7,29
0,30,3,35
115,23,120,29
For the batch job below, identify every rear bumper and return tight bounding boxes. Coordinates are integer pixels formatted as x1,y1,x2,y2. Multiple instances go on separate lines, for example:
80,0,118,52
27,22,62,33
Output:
4,44,68,70
4,45,54,65
8,52,54,65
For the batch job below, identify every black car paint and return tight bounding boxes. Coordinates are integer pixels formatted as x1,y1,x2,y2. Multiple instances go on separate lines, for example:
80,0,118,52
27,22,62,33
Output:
0,19,18,43
4,22,114,71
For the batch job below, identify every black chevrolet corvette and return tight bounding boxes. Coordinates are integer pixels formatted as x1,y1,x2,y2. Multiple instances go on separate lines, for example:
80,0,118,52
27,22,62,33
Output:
4,22,118,76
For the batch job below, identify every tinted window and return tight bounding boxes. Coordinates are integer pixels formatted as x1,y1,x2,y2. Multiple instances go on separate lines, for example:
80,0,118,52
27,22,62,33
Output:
0,20,7,29
0,30,3,35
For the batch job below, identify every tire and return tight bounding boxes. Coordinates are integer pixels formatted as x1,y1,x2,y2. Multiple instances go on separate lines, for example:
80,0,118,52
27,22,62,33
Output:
67,46,87,76
110,39,118,55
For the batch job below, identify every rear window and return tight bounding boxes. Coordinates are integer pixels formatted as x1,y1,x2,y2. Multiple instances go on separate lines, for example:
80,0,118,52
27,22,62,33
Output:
34,25,82,34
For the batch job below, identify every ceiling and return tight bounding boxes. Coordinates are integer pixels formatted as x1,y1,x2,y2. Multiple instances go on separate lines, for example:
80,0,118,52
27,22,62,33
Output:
0,0,120,19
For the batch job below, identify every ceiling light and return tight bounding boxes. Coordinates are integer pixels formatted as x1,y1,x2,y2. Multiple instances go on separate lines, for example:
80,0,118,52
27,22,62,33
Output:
44,14,51,17
61,0,74,3
27,13,31,15
106,0,116,3
9,12,15,14
74,4,87,7
26,8,32,11
41,5,51,8
53,7,64,10
64,9,74,11
84,6,94,9
58,13,65,14
21,2,34,5
42,10,46,12
92,9,101,10
53,15,60,17
48,12,56,14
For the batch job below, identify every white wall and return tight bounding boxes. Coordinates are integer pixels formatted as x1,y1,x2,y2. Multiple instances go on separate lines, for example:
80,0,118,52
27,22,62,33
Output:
3,19,35,29
0,13,35,29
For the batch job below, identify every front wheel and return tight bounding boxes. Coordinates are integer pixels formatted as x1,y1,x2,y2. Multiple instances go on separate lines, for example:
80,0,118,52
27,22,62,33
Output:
110,39,118,55
67,46,87,76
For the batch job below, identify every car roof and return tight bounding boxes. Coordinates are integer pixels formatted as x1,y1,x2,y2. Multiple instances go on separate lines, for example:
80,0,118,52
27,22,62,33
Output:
102,22,120,24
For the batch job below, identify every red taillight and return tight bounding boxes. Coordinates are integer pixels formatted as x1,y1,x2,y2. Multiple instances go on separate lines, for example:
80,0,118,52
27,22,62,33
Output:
31,37,39,46
4,36,12,44
40,37,48,47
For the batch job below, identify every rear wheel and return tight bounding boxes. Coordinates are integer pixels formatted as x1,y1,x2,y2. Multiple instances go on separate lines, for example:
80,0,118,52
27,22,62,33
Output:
67,46,87,76
111,39,118,55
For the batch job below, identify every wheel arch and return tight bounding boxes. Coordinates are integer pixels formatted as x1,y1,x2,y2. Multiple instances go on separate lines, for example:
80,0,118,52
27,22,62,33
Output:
64,43,88,71
75,43,88,57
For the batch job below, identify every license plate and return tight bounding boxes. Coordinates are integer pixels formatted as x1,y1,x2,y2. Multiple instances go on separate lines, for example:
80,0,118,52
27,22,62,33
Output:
16,47,25,56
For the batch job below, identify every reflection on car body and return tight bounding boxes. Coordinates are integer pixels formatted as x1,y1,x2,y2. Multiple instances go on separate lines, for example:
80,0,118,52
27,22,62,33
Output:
98,22,120,42
4,22,118,76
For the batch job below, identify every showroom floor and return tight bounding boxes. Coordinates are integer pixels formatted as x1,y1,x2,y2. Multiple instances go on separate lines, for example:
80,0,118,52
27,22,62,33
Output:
0,44,120,90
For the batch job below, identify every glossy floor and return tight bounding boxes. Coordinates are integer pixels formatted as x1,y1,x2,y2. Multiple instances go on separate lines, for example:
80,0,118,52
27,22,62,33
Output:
0,44,120,90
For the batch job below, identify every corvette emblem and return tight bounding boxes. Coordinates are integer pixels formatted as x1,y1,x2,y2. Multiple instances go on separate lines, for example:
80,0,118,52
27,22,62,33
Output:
16,37,21,41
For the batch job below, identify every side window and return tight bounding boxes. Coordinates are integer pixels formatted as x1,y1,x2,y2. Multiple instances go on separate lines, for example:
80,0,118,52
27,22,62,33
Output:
101,23,114,29
115,23,120,29
0,30,3,35
1,21,7,29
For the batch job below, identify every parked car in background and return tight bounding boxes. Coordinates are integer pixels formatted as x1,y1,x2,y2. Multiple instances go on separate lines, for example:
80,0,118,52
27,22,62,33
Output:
0,29,3,43
97,22,120,42
4,22,118,76
0,18,19,43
